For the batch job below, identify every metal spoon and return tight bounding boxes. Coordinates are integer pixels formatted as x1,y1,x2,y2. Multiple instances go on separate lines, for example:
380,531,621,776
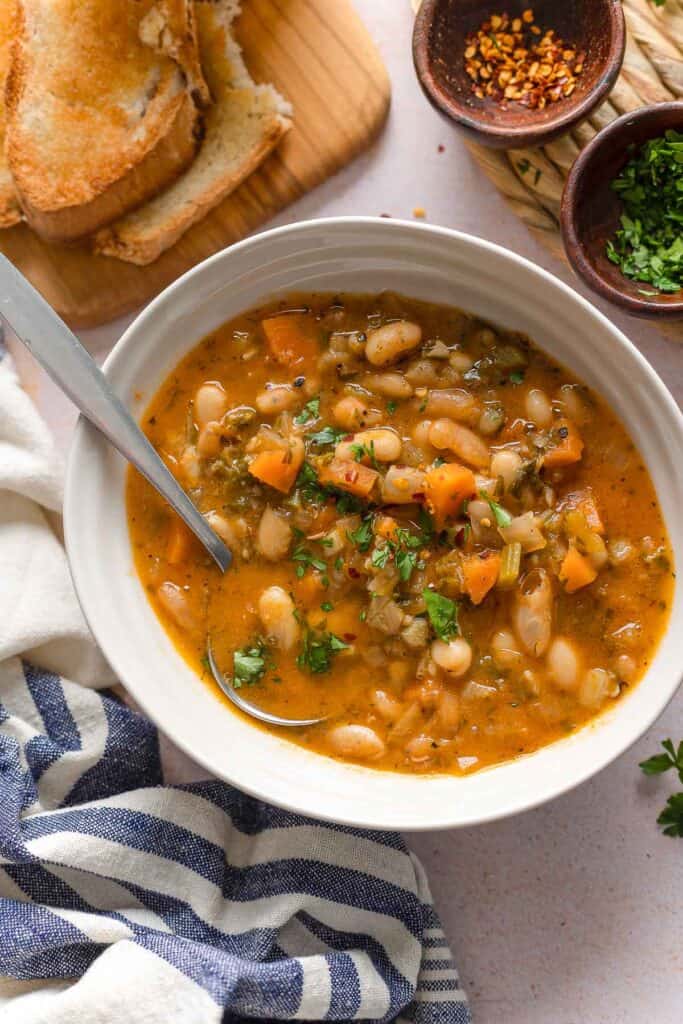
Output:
0,256,324,728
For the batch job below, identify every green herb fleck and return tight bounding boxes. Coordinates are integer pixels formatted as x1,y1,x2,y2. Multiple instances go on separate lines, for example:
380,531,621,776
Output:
233,639,268,688
350,440,379,470
422,589,460,641
307,425,346,447
480,491,513,528
292,543,328,577
347,516,374,552
509,369,525,385
297,629,349,674
294,396,320,425
386,400,398,415
321,601,334,612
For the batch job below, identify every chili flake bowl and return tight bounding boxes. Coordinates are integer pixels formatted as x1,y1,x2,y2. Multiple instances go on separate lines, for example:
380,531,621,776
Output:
561,102,683,320
413,0,625,150
64,217,683,831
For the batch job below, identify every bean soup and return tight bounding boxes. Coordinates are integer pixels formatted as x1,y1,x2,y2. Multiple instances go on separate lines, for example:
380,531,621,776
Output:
127,292,674,774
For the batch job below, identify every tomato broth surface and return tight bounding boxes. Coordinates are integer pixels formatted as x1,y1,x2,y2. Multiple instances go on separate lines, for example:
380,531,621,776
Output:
127,292,674,774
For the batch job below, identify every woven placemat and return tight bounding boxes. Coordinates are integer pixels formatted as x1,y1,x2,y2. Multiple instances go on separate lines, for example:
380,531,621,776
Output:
410,0,683,339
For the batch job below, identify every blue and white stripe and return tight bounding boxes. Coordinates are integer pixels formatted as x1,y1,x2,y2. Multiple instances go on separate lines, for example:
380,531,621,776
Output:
0,659,470,1022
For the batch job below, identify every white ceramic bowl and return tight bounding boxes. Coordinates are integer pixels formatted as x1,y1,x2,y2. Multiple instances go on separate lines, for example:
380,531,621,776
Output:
65,218,683,831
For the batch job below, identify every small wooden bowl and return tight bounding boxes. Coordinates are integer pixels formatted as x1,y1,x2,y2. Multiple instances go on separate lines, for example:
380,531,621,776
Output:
413,0,625,149
561,103,683,320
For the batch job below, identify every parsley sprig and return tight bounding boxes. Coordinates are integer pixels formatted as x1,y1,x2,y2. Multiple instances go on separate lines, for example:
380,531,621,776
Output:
232,639,269,688
423,589,460,641
606,130,683,294
639,739,683,838
294,396,320,425
297,628,349,674
371,526,425,582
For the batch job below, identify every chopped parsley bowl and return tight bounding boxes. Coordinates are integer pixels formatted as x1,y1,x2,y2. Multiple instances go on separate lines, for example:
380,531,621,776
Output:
606,129,683,295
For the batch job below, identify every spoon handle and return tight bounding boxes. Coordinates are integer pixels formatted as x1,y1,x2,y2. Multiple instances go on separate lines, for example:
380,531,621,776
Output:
0,255,232,572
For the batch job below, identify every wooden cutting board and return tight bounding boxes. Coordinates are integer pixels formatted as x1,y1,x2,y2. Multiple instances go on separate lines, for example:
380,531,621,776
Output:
0,0,390,328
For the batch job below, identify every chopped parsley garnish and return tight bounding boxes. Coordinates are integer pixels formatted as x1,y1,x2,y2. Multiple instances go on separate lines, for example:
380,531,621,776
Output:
307,425,346,447
606,130,683,294
508,369,525,385
350,440,379,469
480,491,513,528
640,739,683,838
422,589,460,641
320,601,334,612
371,527,425,582
294,461,365,515
347,516,374,552
297,628,349,674
294,396,320,425
292,542,328,578
233,639,268,687
386,400,398,415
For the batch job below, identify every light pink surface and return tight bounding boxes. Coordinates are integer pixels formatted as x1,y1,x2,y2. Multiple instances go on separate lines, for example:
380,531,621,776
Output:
8,3,683,1020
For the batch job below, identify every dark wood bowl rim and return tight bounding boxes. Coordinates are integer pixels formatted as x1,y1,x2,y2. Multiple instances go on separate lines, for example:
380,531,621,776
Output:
413,0,626,149
560,102,683,320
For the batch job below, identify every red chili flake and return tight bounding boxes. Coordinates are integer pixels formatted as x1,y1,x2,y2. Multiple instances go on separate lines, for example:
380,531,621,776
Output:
437,144,445,153
348,567,361,579
343,633,357,642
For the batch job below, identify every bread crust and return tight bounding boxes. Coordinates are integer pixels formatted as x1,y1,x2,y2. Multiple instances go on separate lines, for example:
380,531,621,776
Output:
6,0,206,242
95,1,292,264
0,0,20,227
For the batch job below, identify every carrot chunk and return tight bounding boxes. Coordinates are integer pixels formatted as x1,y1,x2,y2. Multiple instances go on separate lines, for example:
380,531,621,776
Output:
262,315,319,366
317,458,379,498
166,518,194,565
249,449,302,493
375,515,399,542
542,418,584,469
424,462,477,528
559,545,598,593
462,552,501,605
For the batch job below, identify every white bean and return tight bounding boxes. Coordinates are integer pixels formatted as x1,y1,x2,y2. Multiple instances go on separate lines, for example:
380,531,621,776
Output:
431,638,472,677
405,734,436,764
258,586,299,651
255,385,296,415
557,384,589,425
525,388,553,428
196,421,223,457
490,448,522,491
405,360,440,386
179,446,200,484
194,383,228,429
491,629,522,670
362,373,414,399
499,512,546,553
428,418,490,469
609,538,634,566
425,389,477,422
328,724,385,760
547,637,581,691
381,465,427,504
435,690,461,734
615,654,637,683
157,582,196,632
412,419,433,449
580,668,618,708
366,321,422,366
332,395,381,431
513,569,553,657
335,427,402,463
256,507,292,561
369,689,402,722
449,350,474,373
204,511,248,550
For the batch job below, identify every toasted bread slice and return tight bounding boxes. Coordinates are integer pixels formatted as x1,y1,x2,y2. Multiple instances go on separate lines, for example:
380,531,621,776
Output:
95,0,292,266
6,0,207,242
0,0,21,228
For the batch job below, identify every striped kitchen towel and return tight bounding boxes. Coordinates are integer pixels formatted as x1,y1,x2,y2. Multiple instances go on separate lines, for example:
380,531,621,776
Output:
0,345,471,1023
